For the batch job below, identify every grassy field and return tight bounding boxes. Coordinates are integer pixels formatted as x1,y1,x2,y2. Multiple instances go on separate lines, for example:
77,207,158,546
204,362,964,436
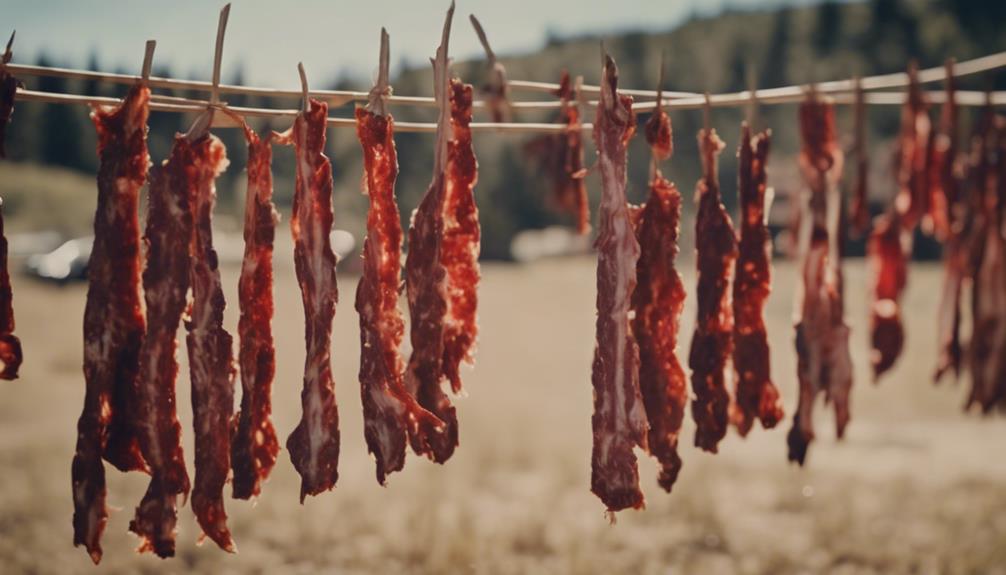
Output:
1,256,1004,574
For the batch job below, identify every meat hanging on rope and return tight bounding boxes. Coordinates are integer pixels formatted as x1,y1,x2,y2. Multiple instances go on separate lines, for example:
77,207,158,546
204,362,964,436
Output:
230,126,280,500
0,34,23,380
71,81,150,564
0,33,21,159
355,34,444,484
129,134,197,558
277,97,341,500
868,66,930,380
731,123,784,436
525,72,590,234
589,54,646,513
934,60,965,383
966,112,1006,412
404,8,481,464
630,93,687,493
689,114,737,454
788,93,853,466
850,79,870,236
184,128,236,552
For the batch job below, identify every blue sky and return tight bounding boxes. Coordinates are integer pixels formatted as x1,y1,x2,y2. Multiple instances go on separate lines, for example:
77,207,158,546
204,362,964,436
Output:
3,0,823,89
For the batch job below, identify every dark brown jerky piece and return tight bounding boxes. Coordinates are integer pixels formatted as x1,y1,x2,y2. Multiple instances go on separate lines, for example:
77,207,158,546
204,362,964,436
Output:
231,128,280,500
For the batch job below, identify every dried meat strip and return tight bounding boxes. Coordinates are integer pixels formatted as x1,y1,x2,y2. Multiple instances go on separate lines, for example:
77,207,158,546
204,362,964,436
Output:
404,78,479,463
788,95,853,465
934,62,965,382
184,132,236,552
279,98,341,500
731,123,784,436
689,125,737,454
404,14,481,464
356,105,442,484
0,200,19,380
0,41,20,159
895,63,933,233
525,72,589,234
868,213,908,380
850,80,870,236
590,55,646,512
72,82,149,564
231,127,280,501
967,114,1006,412
631,102,686,493
129,134,197,558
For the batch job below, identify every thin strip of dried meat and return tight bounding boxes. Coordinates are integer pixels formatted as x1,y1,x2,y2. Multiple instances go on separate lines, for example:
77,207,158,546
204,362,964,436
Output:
631,99,686,493
590,54,646,513
967,112,1006,412
470,15,511,123
788,94,853,465
278,98,341,501
0,36,20,159
356,100,443,483
231,127,280,501
0,200,19,380
72,82,150,564
868,213,908,380
689,123,737,454
850,79,870,236
896,62,932,233
184,131,236,552
129,134,196,558
525,72,589,234
934,60,965,383
731,123,784,436
404,10,480,464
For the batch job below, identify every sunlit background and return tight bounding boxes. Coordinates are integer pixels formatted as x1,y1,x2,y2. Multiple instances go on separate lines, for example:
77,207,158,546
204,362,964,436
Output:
0,0,1005,573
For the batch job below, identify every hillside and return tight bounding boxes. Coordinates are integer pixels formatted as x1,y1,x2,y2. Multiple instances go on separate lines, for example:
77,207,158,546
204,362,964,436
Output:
1,0,1004,259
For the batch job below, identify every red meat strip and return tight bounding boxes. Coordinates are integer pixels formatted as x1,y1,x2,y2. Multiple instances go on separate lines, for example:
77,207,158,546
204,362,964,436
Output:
868,214,908,380
0,42,20,159
356,105,443,484
788,94,853,465
404,19,481,464
129,134,197,558
630,101,687,493
850,80,870,236
731,123,784,436
967,114,1006,412
895,63,932,233
525,72,589,234
71,82,150,564
0,199,19,380
689,124,737,454
231,127,280,501
589,54,646,513
934,62,965,382
278,98,341,500
184,132,236,552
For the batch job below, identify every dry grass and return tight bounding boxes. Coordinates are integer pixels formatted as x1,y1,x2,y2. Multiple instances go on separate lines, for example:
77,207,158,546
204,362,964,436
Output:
1,256,1005,574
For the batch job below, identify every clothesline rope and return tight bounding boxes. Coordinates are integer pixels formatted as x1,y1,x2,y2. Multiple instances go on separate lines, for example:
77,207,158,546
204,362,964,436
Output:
11,86,1006,135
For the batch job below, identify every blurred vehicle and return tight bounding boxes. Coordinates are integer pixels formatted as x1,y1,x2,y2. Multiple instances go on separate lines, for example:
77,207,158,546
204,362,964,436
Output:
25,236,93,284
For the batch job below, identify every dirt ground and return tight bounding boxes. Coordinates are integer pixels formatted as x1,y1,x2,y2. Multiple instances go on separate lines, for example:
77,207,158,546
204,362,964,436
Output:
1,256,1004,574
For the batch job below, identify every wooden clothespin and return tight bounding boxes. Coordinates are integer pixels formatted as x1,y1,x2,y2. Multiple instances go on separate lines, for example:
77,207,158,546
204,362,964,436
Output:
187,3,232,139
2,31,14,68
469,14,511,123
298,62,310,113
744,61,758,130
366,28,391,116
432,0,455,174
141,40,156,84
703,91,712,135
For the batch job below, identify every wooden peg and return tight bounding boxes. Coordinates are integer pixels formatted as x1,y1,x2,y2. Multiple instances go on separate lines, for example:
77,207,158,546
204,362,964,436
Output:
210,3,231,106
298,62,309,113
2,30,14,67
367,28,391,116
141,40,156,83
